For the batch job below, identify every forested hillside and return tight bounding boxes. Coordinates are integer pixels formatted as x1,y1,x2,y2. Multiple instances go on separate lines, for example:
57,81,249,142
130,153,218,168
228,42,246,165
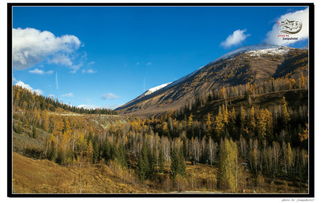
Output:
12,76,309,193
13,85,116,115
117,46,308,116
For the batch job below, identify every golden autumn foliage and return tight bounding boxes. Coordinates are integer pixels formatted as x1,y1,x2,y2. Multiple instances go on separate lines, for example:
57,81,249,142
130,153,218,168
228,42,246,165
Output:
12,80,309,194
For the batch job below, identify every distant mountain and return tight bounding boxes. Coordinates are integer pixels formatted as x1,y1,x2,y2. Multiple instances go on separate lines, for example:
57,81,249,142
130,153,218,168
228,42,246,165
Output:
116,45,308,115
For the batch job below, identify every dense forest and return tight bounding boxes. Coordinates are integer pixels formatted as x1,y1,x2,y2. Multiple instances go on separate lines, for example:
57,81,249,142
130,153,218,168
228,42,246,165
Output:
13,86,117,115
12,72,309,193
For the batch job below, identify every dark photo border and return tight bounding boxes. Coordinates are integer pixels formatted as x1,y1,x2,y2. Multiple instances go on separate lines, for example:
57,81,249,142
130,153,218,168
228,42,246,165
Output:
7,2,315,198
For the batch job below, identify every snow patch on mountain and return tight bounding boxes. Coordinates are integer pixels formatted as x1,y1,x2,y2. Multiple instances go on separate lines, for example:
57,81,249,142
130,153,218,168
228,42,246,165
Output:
246,47,290,57
143,82,172,96
217,44,290,61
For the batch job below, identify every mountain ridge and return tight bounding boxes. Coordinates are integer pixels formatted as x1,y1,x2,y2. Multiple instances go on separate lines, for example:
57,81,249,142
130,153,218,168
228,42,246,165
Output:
116,44,308,115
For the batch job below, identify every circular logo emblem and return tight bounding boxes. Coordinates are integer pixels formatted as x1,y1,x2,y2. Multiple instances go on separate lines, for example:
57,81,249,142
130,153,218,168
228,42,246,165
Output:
279,19,302,34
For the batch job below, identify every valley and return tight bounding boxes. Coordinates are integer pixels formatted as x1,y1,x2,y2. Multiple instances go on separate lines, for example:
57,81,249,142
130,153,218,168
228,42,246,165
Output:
11,45,310,194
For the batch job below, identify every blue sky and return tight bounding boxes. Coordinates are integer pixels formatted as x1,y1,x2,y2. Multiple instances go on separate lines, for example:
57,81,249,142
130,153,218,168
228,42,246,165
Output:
12,6,309,109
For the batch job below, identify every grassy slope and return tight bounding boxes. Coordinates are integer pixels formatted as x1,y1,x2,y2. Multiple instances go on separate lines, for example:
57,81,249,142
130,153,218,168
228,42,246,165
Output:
13,152,307,194
12,152,221,194
12,152,157,194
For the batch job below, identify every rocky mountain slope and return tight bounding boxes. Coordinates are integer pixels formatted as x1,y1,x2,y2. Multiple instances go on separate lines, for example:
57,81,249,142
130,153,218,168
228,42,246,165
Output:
116,45,308,115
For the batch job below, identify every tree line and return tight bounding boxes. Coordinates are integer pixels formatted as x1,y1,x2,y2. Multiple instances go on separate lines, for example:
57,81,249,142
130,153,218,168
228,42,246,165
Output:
13,85,117,115
12,73,309,192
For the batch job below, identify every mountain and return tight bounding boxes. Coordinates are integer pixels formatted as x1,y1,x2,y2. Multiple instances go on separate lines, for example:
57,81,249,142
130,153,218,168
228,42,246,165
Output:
116,45,308,115
143,83,172,96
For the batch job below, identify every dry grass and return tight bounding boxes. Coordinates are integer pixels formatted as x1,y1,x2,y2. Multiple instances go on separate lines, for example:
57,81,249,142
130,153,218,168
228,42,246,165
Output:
12,153,157,194
185,163,217,191
12,153,307,194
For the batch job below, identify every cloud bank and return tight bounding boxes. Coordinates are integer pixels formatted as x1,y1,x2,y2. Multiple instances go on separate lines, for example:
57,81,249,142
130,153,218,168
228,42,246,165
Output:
13,28,81,70
265,8,309,45
221,29,249,48
29,68,54,75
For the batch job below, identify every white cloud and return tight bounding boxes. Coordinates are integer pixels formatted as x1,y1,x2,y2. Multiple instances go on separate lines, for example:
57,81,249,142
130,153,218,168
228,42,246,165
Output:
101,93,119,100
221,29,249,48
61,92,74,97
265,8,309,45
29,68,54,75
70,64,84,73
13,27,81,70
82,68,96,74
49,55,83,73
15,80,42,95
49,54,73,67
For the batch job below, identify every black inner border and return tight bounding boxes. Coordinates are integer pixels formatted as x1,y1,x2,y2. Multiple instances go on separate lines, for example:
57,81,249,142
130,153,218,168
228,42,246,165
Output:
7,2,315,198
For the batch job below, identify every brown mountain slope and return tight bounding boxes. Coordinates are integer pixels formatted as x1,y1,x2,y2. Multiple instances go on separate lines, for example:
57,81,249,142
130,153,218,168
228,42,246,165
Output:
116,46,308,115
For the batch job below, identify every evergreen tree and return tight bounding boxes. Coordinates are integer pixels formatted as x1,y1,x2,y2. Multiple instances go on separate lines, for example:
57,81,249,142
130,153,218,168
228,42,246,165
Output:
102,139,112,163
47,135,57,161
158,148,165,173
170,147,185,178
115,144,127,167
178,148,186,175
137,143,149,180
31,126,37,138
148,148,157,177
